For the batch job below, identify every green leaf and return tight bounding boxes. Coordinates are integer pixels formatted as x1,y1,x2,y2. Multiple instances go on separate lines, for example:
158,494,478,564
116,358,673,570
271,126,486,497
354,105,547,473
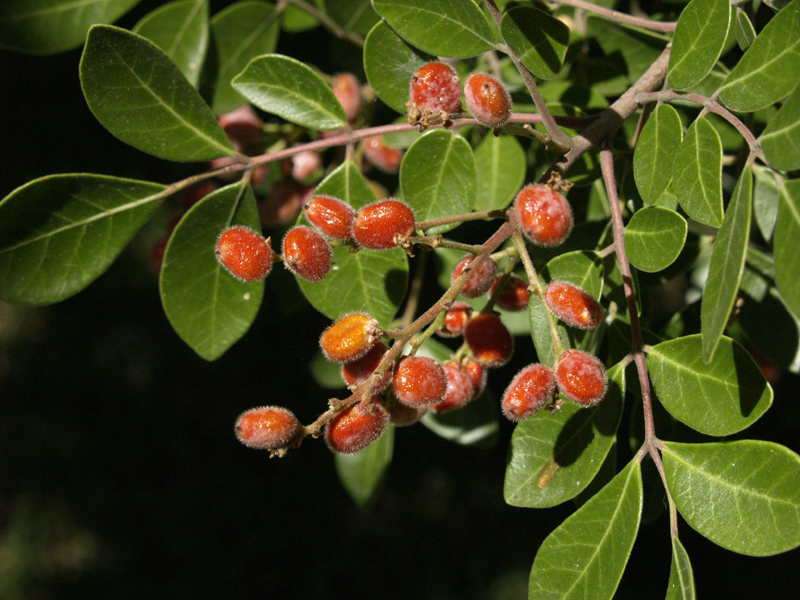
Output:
672,117,723,227
159,181,263,360
133,0,208,87
633,104,683,205
399,130,477,235
718,0,800,113
326,0,380,36
282,2,319,33
647,335,772,436
528,458,642,600
667,0,730,91
760,83,800,172
372,0,496,58
473,133,526,211
662,440,800,556
775,179,800,319
233,54,347,130
0,0,140,54
80,25,236,161
588,16,666,84
363,20,434,115
701,164,751,362
753,165,780,241
666,537,696,600
505,362,624,508
208,0,281,115
624,207,688,273
500,6,569,80
735,7,756,51
0,174,164,305
335,425,394,507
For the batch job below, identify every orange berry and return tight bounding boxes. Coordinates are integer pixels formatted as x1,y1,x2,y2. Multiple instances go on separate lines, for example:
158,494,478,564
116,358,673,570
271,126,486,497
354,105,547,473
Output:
235,406,302,450
501,364,556,422
451,254,498,298
555,349,608,406
464,313,514,367
320,313,381,363
545,281,603,329
489,274,531,312
388,401,426,427
437,301,473,338
352,199,415,250
341,342,392,392
514,184,573,247
464,73,512,127
462,357,488,397
281,225,332,282
409,61,462,114
363,135,402,174
332,73,362,122
325,400,389,454
430,361,476,414
305,195,356,241
393,356,448,407
215,226,273,282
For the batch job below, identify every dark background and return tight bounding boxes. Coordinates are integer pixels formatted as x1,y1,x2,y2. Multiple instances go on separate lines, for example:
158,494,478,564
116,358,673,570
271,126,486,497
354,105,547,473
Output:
1,1,798,598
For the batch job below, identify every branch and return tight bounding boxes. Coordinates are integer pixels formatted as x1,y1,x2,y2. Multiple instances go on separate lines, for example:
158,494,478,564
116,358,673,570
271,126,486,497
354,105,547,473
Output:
281,0,365,48
552,0,677,33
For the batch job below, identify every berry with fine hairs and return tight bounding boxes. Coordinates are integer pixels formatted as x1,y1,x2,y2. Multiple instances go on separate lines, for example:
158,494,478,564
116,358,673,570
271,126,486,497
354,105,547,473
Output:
341,342,392,392
363,135,402,174
489,274,531,312
325,400,389,455
501,364,556,422
451,254,498,298
431,361,477,414
437,301,473,338
215,226,273,282
305,195,356,241
409,61,462,114
545,281,603,329
462,357,488,397
320,313,381,363
555,349,608,406
352,199,415,250
464,313,514,367
464,72,512,128
281,225,332,282
332,73,362,122
235,406,302,450
393,356,448,407
514,183,573,247
388,401,426,427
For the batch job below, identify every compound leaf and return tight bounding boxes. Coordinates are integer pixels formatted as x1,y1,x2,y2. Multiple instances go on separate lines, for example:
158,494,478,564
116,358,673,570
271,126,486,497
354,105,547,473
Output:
774,179,800,319
672,117,723,227
633,104,683,205
668,0,730,91
753,165,780,241
624,207,688,273
474,133,526,212
760,82,800,172
666,537,696,600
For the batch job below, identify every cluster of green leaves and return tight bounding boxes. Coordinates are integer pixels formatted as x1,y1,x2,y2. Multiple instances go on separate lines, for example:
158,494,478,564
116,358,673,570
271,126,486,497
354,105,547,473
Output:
2,1,800,599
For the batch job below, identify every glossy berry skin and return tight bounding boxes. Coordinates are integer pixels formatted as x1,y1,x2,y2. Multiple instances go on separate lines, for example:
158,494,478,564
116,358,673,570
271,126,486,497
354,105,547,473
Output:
393,356,448,407
490,274,531,312
556,349,608,406
437,302,473,338
409,61,462,114
514,184,573,247
464,313,514,367
352,199,415,250
341,342,392,392
305,195,356,241
462,357,488,397
464,73,512,127
215,226,273,282
332,73,362,122
451,254,497,298
325,401,389,455
363,136,402,174
235,406,302,450
501,364,556,422
320,313,381,363
281,225,332,282
545,281,603,329
431,361,476,414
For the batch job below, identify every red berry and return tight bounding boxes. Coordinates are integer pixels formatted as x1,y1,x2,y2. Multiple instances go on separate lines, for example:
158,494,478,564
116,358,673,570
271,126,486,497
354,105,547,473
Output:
430,361,476,413
514,184,573,247
393,356,448,407
363,136,403,174
437,302,473,338
555,349,608,406
464,73,512,128
409,61,462,114
320,313,381,363
545,281,603,329
451,254,498,298
388,401,426,427
462,357,488,397
325,400,389,454
305,195,356,241
281,225,332,282
332,73,362,122
215,226,273,282
352,199,415,250
218,105,264,152
341,342,392,392
489,274,531,312
235,406,302,450
501,364,556,422
464,313,514,367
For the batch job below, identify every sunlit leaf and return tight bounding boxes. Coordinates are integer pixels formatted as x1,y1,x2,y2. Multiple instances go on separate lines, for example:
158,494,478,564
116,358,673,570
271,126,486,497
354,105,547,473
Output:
473,133,526,211
633,104,683,205
760,82,800,172
672,117,723,227
500,6,569,80
624,207,688,273
774,179,800,319
667,0,730,91
335,426,394,507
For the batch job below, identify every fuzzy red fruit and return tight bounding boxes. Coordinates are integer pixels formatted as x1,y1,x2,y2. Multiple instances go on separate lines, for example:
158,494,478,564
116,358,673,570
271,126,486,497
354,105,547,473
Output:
409,61,462,114
281,225,332,282
332,73,362,122
462,357,488,397
305,195,356,241
393,356,448,407
352,199,415,250
215,226,273,282
363,136,403,174
341,342,392,392
388,401,426,427
320,313,381,363
514,184,573,247
489,274,531,312
464,313,514,367
451,254,498,298
464,73,512,128
235,406,302,450
555,349,608,406
545,281,603,329
431,361,476,413
437,302,473,338
325,401,389,454
501,364,556,421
